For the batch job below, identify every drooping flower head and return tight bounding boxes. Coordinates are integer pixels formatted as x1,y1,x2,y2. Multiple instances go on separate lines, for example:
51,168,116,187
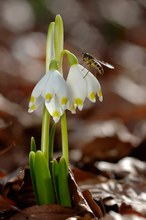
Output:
28,66,70,123
62,50,103,112
67,64,103,111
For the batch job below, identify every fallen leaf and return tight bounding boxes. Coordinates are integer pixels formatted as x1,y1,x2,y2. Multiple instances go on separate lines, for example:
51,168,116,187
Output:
81,157,146,217
0,195,16,211
10,204,77,220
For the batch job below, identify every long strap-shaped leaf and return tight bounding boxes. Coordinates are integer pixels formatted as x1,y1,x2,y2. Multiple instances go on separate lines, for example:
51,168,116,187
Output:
58,157,72,207
52,159,59,204
29,151,38,203
34,150,55,205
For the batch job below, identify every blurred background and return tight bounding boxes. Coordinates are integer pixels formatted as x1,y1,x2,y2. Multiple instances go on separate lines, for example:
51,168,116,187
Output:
0,0,146,172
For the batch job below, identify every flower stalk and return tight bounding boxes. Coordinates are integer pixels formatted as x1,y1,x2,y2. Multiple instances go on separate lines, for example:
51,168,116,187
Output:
41,107,50,164
61,112,69,166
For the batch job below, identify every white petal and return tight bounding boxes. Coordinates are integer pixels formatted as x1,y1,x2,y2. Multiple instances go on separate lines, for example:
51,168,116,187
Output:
45,96,64,123
28,72,50,112
31,73,50,98
67,64,87,110
28,96,44,113
85,71,103,102
43,70,69,109
78,64,89,78
50,70,69,107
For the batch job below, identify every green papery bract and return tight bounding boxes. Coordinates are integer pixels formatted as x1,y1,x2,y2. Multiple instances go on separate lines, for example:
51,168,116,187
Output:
62,50,78,66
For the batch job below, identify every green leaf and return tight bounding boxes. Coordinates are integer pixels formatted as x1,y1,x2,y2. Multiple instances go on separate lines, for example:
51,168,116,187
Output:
46,21,55,72
54,14,64,62
29,151,39,203
34,150,55,205
52,159,59,204
30,137,36,152
58,157,72,207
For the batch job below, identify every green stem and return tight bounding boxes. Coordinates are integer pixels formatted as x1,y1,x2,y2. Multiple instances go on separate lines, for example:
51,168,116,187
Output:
41,106,50,164
61,112,69,166
49,123,56,162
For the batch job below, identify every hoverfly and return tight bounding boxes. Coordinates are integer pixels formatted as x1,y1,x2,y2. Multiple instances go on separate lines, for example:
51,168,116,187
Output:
82,52,114,77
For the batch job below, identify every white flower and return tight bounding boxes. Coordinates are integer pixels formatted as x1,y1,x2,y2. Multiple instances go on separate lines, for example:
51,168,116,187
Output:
28,69,69,122
66,64,103,111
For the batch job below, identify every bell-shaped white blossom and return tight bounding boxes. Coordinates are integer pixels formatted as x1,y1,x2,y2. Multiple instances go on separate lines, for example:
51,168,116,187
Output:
28,69,69,122
66,64,103,111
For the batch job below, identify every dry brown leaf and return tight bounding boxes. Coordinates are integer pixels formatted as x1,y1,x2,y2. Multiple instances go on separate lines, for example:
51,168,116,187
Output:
69,169,95,218
10,204,77,220
0,195,17,211
81,158,146,217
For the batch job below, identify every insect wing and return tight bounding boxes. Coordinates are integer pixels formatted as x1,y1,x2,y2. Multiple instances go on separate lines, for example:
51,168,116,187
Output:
94,59,114,69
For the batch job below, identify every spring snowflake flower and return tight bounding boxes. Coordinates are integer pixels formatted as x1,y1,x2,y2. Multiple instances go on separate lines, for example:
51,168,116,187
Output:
28,69,69,123
67,64,103,111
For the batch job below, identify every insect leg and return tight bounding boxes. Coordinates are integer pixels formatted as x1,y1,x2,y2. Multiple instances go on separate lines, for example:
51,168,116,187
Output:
83,64,91,78
83,70,89,78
